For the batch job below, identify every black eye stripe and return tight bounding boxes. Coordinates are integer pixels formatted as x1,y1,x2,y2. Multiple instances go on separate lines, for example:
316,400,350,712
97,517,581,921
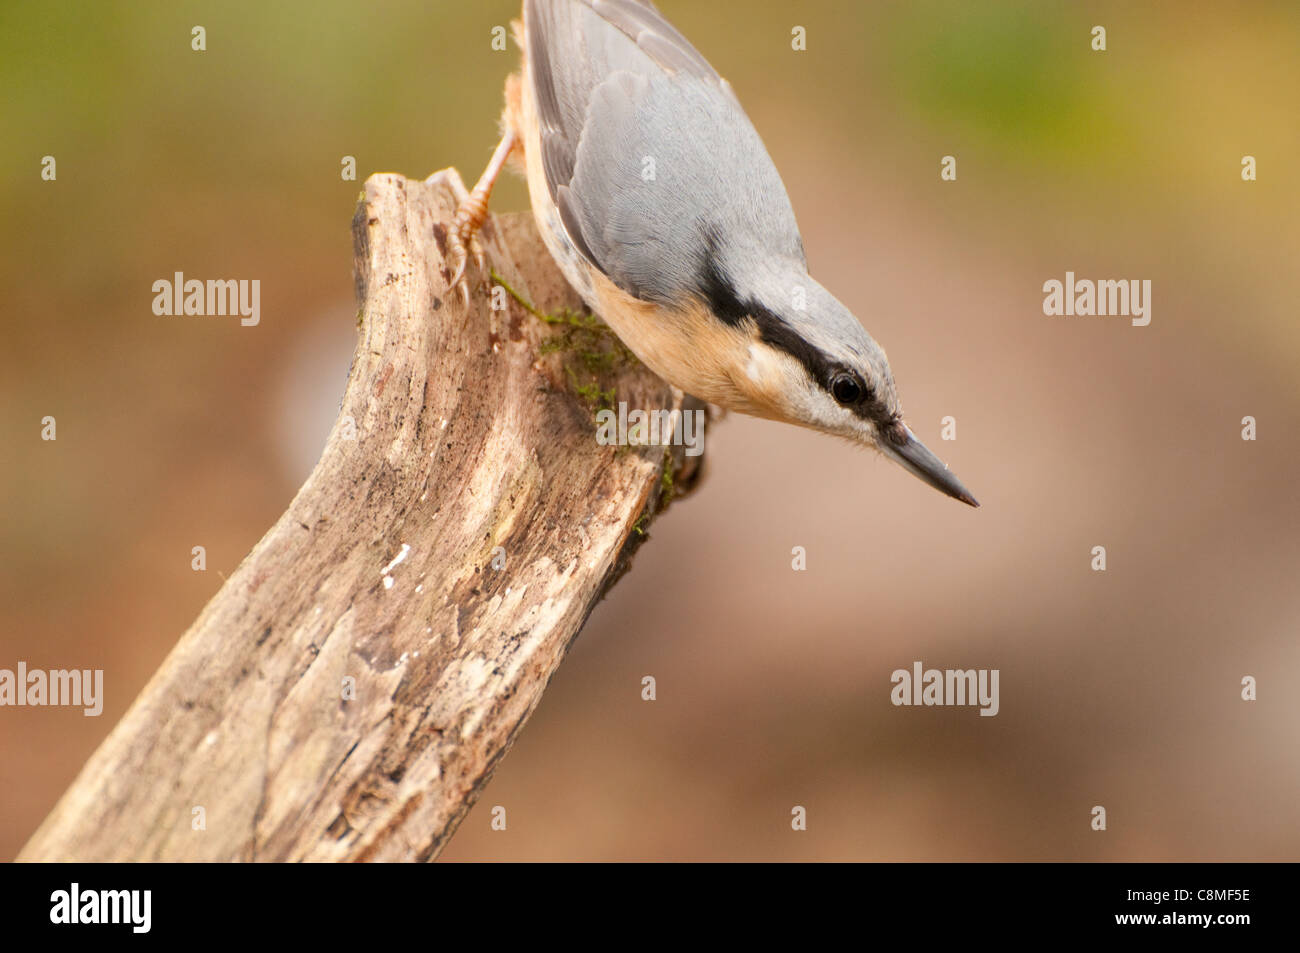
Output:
693,255,886,419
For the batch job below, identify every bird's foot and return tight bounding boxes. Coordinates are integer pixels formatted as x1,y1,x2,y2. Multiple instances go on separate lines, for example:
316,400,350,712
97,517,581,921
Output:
448,195,489,307
448,128,519,307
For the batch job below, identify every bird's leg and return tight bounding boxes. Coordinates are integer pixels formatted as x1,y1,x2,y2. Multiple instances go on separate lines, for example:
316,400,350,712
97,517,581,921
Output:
449,128,518,303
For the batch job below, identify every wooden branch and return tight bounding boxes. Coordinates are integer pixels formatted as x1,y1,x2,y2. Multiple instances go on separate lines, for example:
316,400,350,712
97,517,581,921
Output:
19,170,706,862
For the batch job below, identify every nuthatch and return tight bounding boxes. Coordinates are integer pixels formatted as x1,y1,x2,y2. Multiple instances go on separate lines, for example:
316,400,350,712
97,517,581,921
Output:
450,0,978,506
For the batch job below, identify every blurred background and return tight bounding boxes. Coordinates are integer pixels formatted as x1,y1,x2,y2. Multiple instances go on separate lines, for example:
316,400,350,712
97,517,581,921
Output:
2,0,1298,861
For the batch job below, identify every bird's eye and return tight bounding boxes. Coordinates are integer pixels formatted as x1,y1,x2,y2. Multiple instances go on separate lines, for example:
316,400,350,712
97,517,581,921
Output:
830,374,864,406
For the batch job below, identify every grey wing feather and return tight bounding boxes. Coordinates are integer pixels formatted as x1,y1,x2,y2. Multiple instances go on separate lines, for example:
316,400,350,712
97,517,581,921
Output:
587,0,718,81
525,0,806,306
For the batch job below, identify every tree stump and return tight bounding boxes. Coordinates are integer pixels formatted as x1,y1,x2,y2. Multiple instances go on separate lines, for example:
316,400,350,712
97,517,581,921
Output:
18,170,707,862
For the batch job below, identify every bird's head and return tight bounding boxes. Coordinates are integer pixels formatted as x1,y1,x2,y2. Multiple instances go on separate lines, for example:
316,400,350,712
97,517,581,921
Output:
696,260,979,507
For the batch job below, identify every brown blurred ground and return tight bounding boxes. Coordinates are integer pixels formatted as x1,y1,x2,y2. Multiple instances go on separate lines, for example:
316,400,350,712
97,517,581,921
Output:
2,0,1297,861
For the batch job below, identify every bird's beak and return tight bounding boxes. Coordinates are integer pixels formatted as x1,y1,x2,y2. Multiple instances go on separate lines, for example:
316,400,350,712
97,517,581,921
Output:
881,425,980,507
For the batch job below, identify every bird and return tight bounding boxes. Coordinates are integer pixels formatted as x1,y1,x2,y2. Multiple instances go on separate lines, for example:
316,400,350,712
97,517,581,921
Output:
448,0,979,507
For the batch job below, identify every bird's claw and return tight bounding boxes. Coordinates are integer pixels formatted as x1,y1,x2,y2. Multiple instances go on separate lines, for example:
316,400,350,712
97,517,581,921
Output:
447,225,485,307
448,182,493,306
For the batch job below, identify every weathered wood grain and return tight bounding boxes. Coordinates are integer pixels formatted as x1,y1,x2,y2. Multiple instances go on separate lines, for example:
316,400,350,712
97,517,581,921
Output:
18,170,706,862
